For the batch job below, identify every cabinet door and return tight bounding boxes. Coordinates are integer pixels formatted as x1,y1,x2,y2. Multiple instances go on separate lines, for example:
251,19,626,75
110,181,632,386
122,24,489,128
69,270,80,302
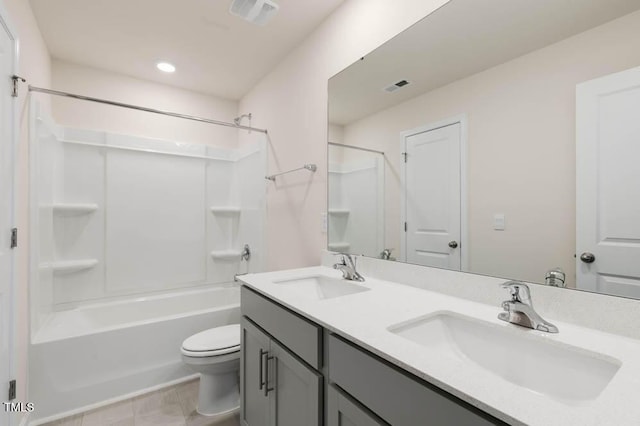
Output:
241,318,271,426
268,339,322,426
328,385,388,426
329,335,505,426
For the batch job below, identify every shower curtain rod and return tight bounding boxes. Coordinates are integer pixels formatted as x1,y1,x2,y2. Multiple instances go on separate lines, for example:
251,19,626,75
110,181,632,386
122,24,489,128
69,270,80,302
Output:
328,142,384,155
28,86,268,134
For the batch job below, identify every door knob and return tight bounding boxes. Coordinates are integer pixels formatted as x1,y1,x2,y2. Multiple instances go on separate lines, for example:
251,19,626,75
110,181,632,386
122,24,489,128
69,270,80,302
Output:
448,241,458,249
580,252,596,263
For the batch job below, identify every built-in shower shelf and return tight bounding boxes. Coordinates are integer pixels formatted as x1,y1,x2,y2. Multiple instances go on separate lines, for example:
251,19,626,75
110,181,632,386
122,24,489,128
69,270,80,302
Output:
328,242,351,251
52,203,99,216
211,250,243,261
328,209,350,216
210,207,242,215
44,259,99,275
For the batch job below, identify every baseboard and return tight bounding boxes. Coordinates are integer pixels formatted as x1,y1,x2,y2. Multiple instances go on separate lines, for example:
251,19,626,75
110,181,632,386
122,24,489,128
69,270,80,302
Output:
18,413,30,426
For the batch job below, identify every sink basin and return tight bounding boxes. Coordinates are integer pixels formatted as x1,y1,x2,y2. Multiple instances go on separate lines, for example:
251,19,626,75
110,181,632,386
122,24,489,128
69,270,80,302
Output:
389,311,621,402
272,275,369,300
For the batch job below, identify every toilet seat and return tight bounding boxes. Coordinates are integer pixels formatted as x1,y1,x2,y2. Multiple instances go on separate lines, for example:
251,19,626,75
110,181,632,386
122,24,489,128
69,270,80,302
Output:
182,324,240,358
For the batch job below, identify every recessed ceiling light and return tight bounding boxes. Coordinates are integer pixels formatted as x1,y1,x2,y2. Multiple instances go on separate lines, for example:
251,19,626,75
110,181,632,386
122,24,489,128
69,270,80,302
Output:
157,62,176,73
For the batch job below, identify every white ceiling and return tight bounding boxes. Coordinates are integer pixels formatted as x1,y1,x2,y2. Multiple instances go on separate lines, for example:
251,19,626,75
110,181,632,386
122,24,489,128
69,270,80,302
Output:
30,0,344,100
329,0,640,126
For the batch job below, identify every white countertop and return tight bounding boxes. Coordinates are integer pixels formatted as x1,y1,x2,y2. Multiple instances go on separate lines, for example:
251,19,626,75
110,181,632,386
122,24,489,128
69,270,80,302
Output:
240,266,640,426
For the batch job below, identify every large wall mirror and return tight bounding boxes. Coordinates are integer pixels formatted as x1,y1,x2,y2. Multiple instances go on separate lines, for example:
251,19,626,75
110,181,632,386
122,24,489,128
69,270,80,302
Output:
328,0,640,299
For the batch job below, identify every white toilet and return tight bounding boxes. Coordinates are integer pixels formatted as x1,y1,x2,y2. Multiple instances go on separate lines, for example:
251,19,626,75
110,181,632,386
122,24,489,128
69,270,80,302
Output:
181,324,241,417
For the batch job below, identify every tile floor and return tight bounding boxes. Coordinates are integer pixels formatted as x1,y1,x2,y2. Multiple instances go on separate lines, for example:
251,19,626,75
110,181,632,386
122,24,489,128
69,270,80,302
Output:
42,379,240,426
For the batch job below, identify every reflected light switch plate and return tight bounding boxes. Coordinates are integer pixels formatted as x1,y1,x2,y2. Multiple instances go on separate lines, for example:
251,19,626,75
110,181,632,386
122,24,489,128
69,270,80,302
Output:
321,213,328,233
494,214,505,231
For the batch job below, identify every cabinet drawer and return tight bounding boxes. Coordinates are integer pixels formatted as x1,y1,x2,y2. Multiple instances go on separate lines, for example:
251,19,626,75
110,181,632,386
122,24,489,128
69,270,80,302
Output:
241,286,322,369
328,334,506,426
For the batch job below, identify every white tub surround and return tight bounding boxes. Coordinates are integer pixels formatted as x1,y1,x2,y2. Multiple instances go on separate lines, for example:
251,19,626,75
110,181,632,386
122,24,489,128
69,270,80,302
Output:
328,154,385,256
28,100,265,423
29,100,267,333
29,286,240,424
240,265,640,426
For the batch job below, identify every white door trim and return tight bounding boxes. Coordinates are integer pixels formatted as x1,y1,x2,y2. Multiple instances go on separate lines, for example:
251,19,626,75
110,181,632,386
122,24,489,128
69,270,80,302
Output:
399,114,468,271
0,2,20,424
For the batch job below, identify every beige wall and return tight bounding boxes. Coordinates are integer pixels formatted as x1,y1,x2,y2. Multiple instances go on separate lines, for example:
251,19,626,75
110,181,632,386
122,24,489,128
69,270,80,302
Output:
239,0,450,271
328,123,344,144
328,123,344,164
51,60,240,148
341,10,640,286
2,0,51,415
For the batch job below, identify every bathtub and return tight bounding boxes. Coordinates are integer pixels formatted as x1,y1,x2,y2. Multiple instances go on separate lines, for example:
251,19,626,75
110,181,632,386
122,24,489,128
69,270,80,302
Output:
28,285,240,424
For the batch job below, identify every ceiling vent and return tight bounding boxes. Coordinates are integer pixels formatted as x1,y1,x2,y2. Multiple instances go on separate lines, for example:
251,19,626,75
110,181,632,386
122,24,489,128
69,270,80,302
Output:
229,0,280,26
383,80,411,93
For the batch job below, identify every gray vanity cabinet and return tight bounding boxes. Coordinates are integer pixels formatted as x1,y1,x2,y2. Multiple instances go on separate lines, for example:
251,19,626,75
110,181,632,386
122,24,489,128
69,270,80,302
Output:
269,339,322,426
328,335,507,426
241,287,322,426
240,285,506,426
241,318,271,426
328,385,388,426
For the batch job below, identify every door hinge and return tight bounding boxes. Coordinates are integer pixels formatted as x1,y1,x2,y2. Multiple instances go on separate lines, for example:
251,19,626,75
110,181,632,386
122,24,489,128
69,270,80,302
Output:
402,152,408,163
404,222,407,232
11,75,26,98
8,380,16,401
10,228,17,249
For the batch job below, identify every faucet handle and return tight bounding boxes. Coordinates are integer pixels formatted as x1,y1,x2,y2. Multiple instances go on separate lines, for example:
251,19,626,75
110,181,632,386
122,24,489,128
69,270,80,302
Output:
500,281,531,304
334,253,355,267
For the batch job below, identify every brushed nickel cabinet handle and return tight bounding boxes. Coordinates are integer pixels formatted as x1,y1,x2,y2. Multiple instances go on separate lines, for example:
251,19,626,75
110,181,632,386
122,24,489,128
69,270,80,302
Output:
259,349,267,390
264,355,275,396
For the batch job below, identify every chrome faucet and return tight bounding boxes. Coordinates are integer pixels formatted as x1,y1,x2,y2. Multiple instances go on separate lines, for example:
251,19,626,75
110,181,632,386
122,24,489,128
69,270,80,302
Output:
380,248,395,261
498,281,558,333
545,268,566,288
333,254,365,282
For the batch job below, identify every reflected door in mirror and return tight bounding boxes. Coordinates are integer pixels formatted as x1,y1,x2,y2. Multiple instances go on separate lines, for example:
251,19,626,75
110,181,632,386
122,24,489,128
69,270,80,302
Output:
576,66,640,298
402,122,462,269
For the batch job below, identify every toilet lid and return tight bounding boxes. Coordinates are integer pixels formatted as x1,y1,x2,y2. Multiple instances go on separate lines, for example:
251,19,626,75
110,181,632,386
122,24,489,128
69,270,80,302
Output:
182,324,240,356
